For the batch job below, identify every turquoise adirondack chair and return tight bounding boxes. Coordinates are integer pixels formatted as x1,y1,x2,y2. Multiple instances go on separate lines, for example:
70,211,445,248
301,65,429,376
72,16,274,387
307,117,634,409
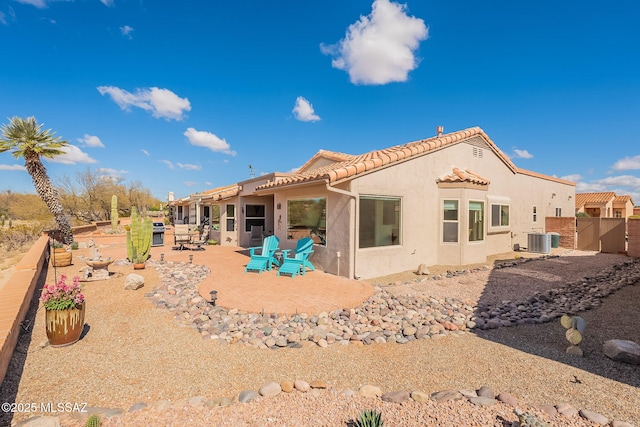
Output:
245,235,280,273
277,237,315,278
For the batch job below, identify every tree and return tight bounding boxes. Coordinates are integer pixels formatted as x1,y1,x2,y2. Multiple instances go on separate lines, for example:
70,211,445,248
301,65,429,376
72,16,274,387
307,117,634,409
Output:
0,116,74,244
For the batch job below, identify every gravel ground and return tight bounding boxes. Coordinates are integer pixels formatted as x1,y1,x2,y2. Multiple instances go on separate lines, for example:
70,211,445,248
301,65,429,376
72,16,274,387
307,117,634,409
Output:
1,249,639,426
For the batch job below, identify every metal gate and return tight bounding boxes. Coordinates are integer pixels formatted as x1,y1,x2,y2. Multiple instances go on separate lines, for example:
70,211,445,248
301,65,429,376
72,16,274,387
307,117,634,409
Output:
576,217,626,253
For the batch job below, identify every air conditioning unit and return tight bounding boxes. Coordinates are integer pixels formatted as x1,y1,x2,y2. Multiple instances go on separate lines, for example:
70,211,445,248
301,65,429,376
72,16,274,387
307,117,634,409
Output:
528,233,551,254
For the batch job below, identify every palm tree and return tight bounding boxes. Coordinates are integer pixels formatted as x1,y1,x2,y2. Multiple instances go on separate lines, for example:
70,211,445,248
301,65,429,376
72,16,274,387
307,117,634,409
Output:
0,116,74,244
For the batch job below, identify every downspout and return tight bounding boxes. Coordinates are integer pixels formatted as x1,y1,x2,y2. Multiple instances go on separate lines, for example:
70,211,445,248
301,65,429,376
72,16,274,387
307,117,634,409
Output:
325,182,358,279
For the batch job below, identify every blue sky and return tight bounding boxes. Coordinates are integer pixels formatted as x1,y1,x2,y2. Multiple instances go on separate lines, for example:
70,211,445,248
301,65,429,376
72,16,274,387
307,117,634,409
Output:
1,0,639,203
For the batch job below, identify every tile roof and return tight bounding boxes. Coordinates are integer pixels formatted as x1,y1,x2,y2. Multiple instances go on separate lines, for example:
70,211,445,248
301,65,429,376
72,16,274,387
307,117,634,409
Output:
614,195,634,204
297,149,355,173
256,127,518,191
575,192,616,208
437,168,490,185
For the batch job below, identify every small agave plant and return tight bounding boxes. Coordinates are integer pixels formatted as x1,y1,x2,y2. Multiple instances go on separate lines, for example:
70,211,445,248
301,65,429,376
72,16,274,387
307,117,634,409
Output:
354,409,384,427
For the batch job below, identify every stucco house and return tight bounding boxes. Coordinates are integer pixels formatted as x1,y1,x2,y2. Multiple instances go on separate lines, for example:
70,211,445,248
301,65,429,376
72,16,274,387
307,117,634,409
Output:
170,126,575,279
575,192,635,219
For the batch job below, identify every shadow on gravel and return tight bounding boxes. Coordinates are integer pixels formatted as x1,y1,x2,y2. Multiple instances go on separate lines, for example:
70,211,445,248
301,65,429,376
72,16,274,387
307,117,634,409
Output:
472,253,640,389
0,260,49,427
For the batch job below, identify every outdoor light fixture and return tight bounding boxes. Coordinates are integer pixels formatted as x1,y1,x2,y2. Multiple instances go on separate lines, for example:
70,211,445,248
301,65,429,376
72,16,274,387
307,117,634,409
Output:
189,254,194,263
209,290,218,306
160,253,165,262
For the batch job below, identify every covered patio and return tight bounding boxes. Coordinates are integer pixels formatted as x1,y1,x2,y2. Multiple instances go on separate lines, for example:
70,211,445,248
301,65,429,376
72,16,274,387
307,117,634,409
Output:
77,226,374,316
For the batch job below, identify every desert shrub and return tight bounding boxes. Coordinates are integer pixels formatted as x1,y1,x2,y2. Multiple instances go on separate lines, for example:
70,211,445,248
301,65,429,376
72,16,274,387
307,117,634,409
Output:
0,223,42,252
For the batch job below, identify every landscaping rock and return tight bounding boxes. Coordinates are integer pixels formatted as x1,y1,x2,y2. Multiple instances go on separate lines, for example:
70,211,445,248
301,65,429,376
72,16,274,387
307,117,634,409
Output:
358,384,382,398
124,273,144,290
603,339,640,365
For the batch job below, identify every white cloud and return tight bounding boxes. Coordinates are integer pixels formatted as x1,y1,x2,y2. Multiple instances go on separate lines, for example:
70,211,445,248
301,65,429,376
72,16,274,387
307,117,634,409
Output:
560,174,582,183
576,182,606,192
512,148,533,159
47,145,97,165
120,25,133,39
16,0,47,8
177,163,201,171
97,167,127,182
141,149,150,156
161,160,175,170
0,164,25,171
183,127,236,156
184,181,198,187
0,12,7,26
97,86,191,121
292,96,321,122
100,0,114,6
77,134,105,148
612,155,640,171
592,175,640,188
321,0,428,85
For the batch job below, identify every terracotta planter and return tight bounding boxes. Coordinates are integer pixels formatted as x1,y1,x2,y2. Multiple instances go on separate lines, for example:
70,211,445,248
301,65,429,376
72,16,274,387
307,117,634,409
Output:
45,303,85,347
133,263,146,270
52,248,72,267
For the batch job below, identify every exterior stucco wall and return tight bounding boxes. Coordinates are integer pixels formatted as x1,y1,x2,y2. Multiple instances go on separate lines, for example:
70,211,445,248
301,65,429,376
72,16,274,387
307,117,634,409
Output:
349,140,575,279
271,183,351,276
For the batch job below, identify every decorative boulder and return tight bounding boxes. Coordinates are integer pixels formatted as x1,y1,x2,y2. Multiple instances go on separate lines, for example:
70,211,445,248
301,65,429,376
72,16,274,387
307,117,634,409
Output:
603,339,640,365
124,273,144,290
416,263,430,275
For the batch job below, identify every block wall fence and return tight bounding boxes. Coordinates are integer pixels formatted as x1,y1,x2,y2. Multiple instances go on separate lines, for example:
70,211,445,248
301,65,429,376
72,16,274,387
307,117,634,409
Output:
545,217,576,249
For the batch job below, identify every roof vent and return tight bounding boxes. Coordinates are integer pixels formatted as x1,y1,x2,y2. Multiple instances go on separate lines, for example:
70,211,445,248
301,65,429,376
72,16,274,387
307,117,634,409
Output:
436,126,444,136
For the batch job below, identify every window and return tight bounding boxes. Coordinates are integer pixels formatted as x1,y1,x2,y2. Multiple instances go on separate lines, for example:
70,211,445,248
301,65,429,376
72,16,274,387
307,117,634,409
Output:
614,210,622,218
211,205,220,231
532,206,537,222
442,200,459,243
177,206,183,221
491,204,509,227
287,198,326,245
359,196,401,248
468,201,484,242
202,206,210,225
245,204,265,232
226,204,235,231
555,207,562,217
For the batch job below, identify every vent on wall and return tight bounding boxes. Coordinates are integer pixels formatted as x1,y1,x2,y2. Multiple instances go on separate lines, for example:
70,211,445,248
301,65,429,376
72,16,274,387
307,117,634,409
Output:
473,147,483,158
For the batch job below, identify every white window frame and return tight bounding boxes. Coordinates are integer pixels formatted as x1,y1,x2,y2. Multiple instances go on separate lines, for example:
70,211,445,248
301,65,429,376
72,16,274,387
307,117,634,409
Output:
468,199,485,243
244,204,266,232
442,199,459,243
487,196,510,234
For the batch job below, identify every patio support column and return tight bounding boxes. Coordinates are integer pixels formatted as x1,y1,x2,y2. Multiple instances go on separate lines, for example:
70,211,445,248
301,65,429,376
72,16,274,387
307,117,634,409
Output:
326,182,357,279
195,198,201,226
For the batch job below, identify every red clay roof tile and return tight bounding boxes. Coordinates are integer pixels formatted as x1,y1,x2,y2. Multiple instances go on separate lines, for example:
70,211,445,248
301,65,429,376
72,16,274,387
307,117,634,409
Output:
255,127,565,191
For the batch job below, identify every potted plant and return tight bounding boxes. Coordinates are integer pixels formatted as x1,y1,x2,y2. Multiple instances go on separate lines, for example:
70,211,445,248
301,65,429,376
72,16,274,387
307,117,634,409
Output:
40,274,85,347
126,206,152,269
207,239,218,245
51,241,72,267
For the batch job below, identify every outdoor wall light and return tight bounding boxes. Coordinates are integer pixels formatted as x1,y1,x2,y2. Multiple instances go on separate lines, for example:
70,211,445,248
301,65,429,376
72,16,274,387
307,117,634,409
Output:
189,254,194,263
160,253,165,262
209,290,218,306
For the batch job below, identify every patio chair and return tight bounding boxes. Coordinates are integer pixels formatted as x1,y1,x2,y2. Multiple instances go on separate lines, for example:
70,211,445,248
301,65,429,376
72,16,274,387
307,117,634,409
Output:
190,225,210,251
277,237,315,278
249,225,264,247
245,235,280,273
173,224,192,251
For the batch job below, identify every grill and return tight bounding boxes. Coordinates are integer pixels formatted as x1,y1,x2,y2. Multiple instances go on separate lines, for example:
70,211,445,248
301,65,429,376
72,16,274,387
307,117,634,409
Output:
152,222,166,246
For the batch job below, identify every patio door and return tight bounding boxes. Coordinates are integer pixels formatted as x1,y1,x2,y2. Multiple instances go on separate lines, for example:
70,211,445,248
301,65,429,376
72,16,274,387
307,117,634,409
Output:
221,204,237,245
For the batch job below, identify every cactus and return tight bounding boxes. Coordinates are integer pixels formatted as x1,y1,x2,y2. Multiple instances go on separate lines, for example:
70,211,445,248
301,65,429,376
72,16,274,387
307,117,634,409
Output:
354,409,384,427
85,414,101,427
126,206,152,264
8,216,12,228
111,195,118,232
561,314,586,356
